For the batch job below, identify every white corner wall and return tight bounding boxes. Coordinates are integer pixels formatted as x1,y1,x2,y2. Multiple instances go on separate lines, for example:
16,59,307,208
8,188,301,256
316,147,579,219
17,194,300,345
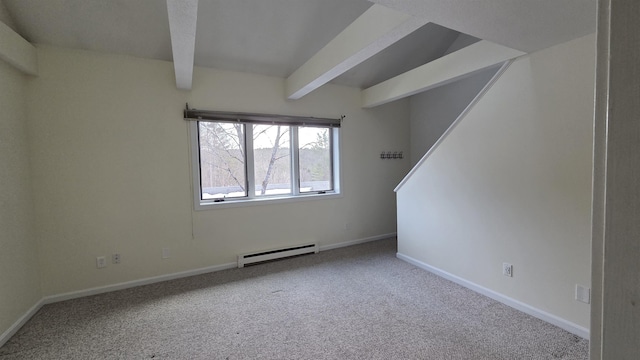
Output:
397,34,595,330
0,59,41,337
27,45,411,296
409,66,499,166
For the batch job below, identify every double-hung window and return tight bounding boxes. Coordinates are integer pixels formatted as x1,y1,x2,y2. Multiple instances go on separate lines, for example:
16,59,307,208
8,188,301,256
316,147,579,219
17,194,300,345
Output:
186,108,341,208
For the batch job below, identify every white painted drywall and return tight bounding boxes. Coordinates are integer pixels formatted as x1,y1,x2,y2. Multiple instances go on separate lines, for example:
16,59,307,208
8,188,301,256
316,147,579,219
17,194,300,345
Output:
0,11,37,76
0,58,41,336
362,40,524,108
0,2,17,32
286,4,426,99
397,34,595,329
408,66,498,166
26,45,411,296
442,33,480,56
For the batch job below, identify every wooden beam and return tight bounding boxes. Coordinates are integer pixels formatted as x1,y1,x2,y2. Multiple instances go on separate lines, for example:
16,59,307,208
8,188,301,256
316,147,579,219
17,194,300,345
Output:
167,0,198,90
361,40,525,108
0,21,37,76
286,4,429,100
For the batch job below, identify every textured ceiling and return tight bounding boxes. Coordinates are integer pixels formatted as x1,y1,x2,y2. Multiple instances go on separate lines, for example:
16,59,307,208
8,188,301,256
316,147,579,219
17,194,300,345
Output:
193,0,374,79
1,0,460,88
3,0,174,61
2,0,596,89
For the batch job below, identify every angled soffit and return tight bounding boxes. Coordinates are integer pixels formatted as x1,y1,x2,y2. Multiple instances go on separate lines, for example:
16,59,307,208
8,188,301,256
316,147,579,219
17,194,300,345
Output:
285,4,430,100
369,0,597,53
361,40,525,108
331,22,460,89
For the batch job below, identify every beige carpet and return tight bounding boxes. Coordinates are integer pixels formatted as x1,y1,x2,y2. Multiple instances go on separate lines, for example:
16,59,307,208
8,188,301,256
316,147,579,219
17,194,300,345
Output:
0,238,588,359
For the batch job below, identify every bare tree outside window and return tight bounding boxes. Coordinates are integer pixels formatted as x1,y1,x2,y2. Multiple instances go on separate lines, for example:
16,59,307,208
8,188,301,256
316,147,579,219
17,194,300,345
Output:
299,127,332,192
198,122,246,199
253,125,291,196
197,122,334,200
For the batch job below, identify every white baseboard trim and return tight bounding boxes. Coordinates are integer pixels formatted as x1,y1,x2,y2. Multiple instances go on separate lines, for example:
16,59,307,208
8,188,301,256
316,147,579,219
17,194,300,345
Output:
45,234,397,304
0,298,45,348
1,233,397,347
43,262,238,304
1,262,238,347
396,252,590,339
319,233,396,252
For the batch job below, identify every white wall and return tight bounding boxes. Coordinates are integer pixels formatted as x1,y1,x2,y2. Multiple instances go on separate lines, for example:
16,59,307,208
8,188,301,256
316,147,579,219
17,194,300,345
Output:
26,46,411,296
0,57,41,336
0,1,17,32
443,33,480,55
397,34,595,329
409,66,498,165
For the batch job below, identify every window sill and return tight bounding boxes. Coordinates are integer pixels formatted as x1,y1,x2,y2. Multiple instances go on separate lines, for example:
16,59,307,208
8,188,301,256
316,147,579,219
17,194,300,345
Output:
194,192,342,211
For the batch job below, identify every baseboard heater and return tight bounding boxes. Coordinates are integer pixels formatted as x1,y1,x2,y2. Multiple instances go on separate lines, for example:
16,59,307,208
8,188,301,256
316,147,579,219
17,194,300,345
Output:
237,243,318,268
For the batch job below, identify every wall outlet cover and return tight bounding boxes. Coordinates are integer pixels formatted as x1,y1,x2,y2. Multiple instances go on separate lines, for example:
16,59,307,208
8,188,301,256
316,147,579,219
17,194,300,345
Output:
502,263,513,277
96,256,107,269
575,284,591,304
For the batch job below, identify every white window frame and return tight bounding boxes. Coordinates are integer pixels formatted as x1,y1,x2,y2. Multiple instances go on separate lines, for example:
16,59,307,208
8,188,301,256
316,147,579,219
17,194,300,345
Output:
189,121,341,210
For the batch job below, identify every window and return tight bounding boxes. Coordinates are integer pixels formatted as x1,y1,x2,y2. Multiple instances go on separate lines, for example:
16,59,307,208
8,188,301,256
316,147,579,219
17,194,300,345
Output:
188,110,340,208
198,122,247,199
298,127,333,193
253,124,291,196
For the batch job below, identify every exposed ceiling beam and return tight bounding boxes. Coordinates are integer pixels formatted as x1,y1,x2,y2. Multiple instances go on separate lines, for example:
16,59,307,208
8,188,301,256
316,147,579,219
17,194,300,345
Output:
167,0,198,90
361,40,525,108
0,20,37,75
285,4,429,100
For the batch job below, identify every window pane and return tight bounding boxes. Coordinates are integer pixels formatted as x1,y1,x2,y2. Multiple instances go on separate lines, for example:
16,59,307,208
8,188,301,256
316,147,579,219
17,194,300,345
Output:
299,127,332,192
253,125,291,196
198,122,246,199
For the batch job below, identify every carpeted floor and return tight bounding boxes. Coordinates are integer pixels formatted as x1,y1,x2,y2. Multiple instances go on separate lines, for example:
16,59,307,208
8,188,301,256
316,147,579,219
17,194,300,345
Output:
0,238,588,359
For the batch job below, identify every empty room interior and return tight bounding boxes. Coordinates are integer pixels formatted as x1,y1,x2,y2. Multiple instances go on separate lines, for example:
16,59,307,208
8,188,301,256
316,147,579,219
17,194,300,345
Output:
1,0,638,359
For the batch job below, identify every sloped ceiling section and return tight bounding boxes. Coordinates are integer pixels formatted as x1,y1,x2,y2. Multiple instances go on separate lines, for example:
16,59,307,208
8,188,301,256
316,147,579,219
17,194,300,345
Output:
2,0,596,103
362,41,525,108
285,4,432,100
331,22,460,89
192,0,373,79
369,0,597,53
3,0,174,61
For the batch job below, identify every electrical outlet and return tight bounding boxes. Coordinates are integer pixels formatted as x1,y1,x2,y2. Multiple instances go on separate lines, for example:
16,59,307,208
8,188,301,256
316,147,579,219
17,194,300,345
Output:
162,248,170,259
575,284,591,304
502,263,513,277
112,253,121,264
96,256,107,269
